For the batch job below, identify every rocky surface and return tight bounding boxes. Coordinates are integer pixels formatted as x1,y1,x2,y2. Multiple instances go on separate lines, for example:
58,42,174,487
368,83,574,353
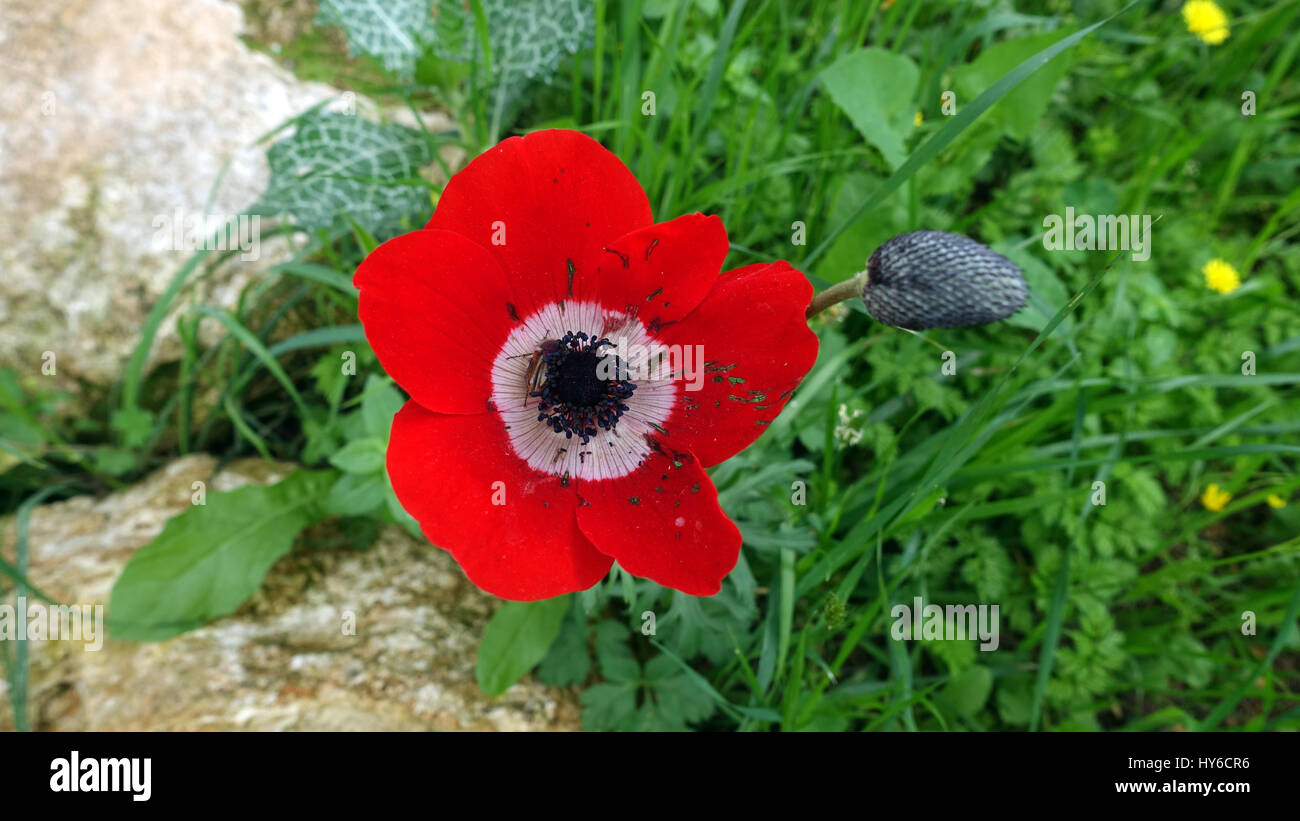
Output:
0,0,456,395
0,455,582,731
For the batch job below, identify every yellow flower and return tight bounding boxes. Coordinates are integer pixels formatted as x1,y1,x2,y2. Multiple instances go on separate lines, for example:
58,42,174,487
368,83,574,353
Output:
1201,483,1232,512
1267,494,1287,509
1183,1,1230,45
1202,258,1240,294
914,110,924,127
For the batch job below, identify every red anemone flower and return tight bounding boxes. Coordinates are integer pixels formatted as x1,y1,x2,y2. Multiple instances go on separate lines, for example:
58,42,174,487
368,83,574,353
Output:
353,129,818,601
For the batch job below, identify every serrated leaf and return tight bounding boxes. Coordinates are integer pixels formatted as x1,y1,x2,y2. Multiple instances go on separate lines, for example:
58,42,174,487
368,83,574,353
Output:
110,407,155,450
317,0,435,79
660,559,758,665
593,620,641,682
537,605,591,687
579,681,639,730
109,470,338,641
643,661,716,730
310,351,350,406
476,595,571,696
255,112,434,237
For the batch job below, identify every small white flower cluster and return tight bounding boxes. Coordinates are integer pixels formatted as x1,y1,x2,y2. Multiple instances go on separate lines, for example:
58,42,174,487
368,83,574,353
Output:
834,403,864,447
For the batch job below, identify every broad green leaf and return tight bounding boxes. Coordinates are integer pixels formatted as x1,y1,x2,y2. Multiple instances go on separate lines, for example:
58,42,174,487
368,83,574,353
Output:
996,677,1034,726
803,0,1141,269
325,471,386,517
255,112,434,237
819,48,920,171
476,596,571,696
362,376,406,440
328,437,386,474
109,470,338,641
942,665,994,718
953,30,1076,141
813,172,905,285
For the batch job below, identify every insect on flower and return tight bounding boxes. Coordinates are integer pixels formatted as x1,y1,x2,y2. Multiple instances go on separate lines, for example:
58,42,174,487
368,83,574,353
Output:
506,337,560,406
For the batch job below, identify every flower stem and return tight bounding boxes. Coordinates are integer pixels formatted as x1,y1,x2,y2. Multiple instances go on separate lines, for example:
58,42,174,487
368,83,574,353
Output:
805,271,867,320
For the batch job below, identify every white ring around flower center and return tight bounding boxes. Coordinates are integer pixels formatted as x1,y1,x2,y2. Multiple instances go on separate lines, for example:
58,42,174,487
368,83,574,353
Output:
490,300,678,482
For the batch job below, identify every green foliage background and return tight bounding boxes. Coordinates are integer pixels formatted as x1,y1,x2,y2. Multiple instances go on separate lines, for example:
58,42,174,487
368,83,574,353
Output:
3,0,1298,732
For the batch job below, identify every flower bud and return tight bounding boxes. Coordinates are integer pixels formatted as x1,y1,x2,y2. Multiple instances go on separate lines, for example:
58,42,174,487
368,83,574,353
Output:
861,230,1027,330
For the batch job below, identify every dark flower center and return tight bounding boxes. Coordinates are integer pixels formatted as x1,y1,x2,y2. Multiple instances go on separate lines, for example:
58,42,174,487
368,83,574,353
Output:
533,331,636,444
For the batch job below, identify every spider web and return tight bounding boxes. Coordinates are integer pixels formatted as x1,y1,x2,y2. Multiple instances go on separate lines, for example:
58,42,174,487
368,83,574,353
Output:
253,112,434,237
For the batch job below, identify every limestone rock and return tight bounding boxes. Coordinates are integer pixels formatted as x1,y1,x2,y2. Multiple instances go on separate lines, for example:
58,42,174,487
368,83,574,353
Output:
0,0,457,395
0,455,582,731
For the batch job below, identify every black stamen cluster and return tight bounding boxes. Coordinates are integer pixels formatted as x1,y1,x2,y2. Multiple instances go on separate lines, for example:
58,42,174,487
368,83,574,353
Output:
533,331,636,444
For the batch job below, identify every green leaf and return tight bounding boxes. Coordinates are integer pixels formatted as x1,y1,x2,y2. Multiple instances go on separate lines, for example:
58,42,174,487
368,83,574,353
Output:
110,407,155,450
328,437,386,474
999,246,1072,337
953,29,1076,141
536,604,591,687
941,665,994,718
383,472,422,537
476,595,571,696
309,351,351,408
437,0,591,79
802,0,1142,269
109,469,338,641
579,681,639,730
425,0,592,114
362,375,406,440
812,171,905,284
819,48,920,170
996,677,1034,726
593,619,641,682
640,656,717,731
302,416,342,467
324,471,386,517
255,112,434,237
316,0,435,79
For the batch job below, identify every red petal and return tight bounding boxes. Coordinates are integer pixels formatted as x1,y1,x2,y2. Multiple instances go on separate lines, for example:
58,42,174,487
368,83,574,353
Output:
355,230,513,415
388,401,613,600
574,213,728,324
576,450,740,596
426,129,652,320
657,261,819,466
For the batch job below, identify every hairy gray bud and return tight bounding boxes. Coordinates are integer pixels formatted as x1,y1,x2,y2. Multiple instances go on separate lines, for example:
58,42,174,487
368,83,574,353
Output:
861,230,1027,330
